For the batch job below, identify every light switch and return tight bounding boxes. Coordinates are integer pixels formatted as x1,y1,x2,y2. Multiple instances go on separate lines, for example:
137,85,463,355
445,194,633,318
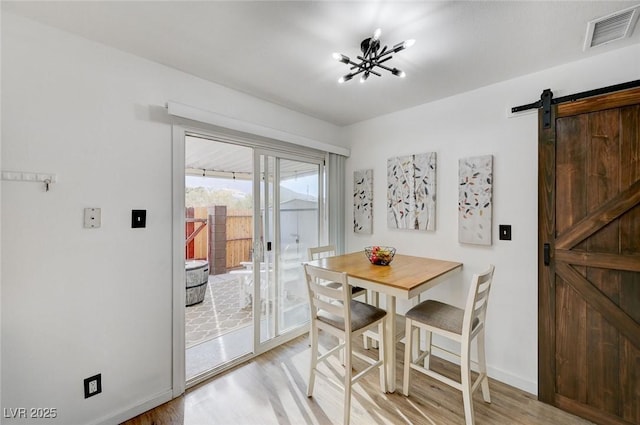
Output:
84,208,101,228
499,224,512,241
132,210,146,228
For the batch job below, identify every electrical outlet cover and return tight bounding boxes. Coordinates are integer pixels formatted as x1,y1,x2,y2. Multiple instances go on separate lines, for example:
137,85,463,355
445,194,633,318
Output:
84,374,102,398
84,208,101,228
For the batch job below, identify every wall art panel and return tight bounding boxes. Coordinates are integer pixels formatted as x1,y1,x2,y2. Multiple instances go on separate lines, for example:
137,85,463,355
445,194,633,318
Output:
458,155,493,245
387,152,436,231
353,169,373,234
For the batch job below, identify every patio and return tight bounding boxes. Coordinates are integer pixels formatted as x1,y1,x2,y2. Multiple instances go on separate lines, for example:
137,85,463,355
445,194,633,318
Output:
185,273,253,348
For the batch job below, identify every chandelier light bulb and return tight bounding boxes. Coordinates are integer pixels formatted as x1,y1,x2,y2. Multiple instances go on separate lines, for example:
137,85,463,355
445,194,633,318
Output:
404,39,416,48
338,74,354,84
392,68,406,78
373,28,382,40
333,53,350,64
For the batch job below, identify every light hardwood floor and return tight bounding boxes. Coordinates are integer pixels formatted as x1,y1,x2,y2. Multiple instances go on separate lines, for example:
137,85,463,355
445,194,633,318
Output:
123,333,594,425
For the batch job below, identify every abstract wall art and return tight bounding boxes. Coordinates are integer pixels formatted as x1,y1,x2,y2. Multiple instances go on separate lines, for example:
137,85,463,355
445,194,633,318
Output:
353,169,373,234
458,155,493,245
387,152,436,231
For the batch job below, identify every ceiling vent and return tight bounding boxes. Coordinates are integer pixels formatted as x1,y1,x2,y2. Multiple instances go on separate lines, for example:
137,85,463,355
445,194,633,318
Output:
584,4,640,50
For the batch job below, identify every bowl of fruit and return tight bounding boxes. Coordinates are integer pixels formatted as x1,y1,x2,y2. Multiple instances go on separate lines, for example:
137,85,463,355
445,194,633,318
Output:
364,246,396,266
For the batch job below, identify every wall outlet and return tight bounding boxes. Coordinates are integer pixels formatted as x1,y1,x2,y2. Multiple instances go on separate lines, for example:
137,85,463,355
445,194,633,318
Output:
84,374,102,399
83,208,101,228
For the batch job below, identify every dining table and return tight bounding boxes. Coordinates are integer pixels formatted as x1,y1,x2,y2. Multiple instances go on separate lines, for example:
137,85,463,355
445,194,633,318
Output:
306,251,462,393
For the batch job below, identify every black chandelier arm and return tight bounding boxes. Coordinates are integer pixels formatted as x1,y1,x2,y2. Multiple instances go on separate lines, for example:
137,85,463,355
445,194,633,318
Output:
342,66,382,81
349,61,382,77
348,63,368,73
344,58,367,70
356,55,393,66
344,67,366,79
376,50,395,61
372,62,394,73
364,68,382,77
346,67,381,78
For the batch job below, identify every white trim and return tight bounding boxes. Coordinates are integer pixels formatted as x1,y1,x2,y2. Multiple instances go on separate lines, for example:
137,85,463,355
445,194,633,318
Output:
172,125,187,398
93,390,173,425
166,101,350,157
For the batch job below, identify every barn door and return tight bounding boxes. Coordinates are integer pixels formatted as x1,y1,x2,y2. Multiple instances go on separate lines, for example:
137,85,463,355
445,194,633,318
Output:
538,87,640,425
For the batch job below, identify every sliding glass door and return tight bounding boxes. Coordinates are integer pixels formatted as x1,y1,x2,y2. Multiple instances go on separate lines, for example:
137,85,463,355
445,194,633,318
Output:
254,150,323,347
181,130,325,386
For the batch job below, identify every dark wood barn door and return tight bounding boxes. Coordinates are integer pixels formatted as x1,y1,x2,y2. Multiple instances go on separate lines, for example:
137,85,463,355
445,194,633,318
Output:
539,87,640,425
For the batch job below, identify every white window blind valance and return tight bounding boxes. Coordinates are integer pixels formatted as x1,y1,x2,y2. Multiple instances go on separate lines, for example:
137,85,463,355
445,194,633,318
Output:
166,101,350,157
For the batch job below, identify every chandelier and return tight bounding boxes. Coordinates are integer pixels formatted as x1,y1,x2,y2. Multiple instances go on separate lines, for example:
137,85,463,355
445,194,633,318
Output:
333,28,415,84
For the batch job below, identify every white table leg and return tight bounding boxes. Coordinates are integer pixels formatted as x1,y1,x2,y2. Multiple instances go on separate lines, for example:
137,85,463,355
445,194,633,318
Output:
385,294,396,392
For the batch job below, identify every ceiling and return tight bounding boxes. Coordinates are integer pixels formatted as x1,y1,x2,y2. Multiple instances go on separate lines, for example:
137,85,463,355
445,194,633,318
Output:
3,1,640,126
184,135,319,180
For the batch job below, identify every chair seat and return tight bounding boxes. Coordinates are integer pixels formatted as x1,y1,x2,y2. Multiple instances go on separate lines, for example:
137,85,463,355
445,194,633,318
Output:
406,300,478,335
324,281,367,296
318,301,387,332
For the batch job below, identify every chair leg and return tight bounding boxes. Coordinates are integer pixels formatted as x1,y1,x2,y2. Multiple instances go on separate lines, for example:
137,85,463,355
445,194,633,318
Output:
424,330,432,370
411,327,420,365
362,289,380,350
344,336,353,425
477,330,491,403
363,290,370,349
461,340,475,425
378,321,386,392
402,319,413,396
307,326,318,398
370,292,379,349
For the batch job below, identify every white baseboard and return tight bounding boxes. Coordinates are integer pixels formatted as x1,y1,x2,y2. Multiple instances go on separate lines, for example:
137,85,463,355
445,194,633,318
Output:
92,389,174,425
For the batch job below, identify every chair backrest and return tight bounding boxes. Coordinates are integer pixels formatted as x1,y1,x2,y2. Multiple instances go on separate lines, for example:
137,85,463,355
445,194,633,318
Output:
308,245,337,261
462,265,495,336
303,264,352,333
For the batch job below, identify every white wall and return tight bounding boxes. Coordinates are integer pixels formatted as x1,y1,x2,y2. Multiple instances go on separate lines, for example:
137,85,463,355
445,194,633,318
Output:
0,12,344,425
344,43,640,393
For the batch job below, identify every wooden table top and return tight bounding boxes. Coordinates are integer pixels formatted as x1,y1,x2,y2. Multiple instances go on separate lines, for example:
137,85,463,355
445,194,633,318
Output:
306,251,462,293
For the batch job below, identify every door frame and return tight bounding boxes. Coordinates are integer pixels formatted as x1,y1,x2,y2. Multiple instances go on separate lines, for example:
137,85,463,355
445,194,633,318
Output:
252,149,324,352
171,123,327,394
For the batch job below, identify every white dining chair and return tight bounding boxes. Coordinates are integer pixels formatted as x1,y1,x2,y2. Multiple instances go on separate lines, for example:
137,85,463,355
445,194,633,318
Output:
402,265,495,425
308,245,368,300
308,245,383,349
304,263,387,425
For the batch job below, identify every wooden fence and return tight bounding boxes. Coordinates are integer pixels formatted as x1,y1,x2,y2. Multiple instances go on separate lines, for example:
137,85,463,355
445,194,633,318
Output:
226,209,253,269
186,207,252,270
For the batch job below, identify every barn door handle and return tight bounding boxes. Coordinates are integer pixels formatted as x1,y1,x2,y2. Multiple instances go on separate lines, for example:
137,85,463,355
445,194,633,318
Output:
544,243,550,266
